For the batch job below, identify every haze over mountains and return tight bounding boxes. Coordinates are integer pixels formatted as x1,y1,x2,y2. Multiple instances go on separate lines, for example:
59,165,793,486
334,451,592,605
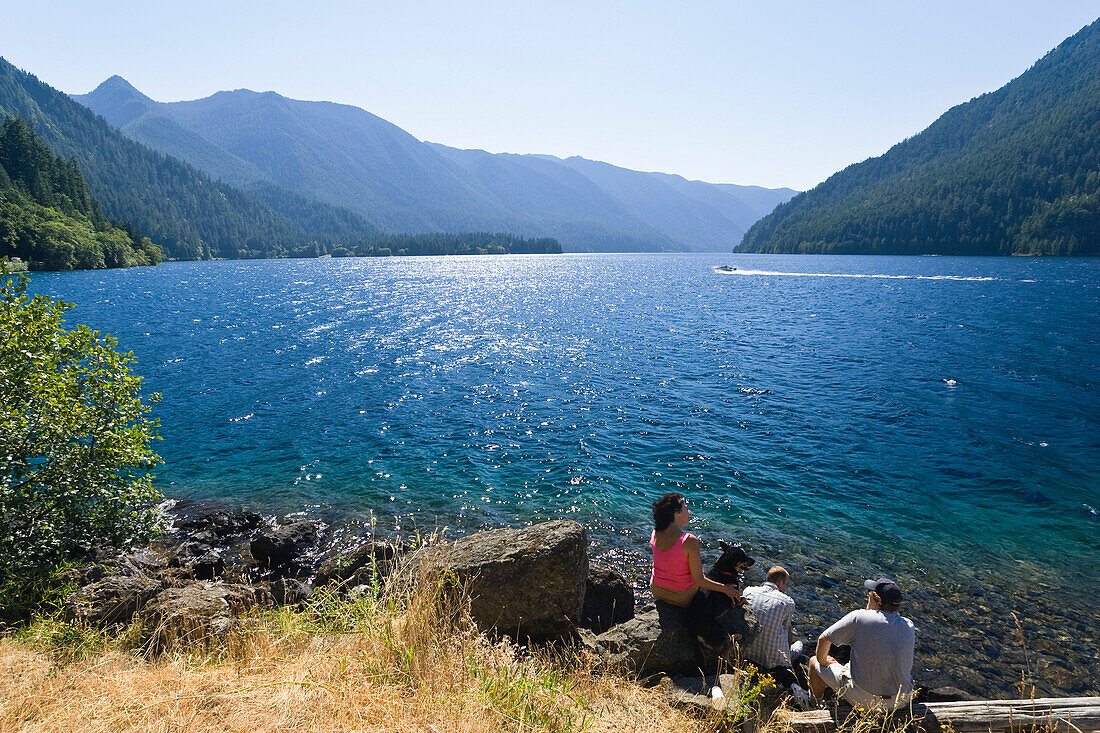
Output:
0,57,378,261
10,12,1096,263
739,17,1100,256
75,77,796,252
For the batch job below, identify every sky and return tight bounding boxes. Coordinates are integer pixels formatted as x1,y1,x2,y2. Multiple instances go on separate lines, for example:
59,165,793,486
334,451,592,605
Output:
1,1,1097,191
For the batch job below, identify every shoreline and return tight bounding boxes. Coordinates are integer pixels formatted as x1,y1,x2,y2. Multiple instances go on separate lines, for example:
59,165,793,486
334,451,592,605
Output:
142,498,1100,699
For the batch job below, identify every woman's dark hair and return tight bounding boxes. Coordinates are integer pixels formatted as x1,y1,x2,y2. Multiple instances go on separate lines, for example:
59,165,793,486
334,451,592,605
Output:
653,492,686,531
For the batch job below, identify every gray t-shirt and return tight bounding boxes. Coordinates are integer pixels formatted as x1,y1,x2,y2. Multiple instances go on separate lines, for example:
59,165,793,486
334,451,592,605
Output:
824,609,915,696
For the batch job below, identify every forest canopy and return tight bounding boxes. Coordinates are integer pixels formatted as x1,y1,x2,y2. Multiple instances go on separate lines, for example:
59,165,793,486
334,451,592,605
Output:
738,18,1100,257
0,59,563,263
0,117,161,270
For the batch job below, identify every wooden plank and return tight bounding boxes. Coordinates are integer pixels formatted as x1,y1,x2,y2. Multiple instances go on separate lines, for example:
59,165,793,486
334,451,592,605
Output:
784,697,1100,733
914,697,1100,733
781,708,834,731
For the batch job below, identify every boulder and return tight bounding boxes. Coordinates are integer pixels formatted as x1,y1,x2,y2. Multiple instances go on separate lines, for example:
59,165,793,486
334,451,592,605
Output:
138,581,265,654
581,566,635,634
397,520,588,640
662,672,746,714
169,500,263,538
584,609,705,677
265,577,313,607
250,520,320,571
63,575,162,626
315,540,406,588
167,541,228,580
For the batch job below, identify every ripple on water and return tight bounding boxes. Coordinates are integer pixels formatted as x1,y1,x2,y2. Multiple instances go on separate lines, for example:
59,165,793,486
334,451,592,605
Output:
27,253,1100,696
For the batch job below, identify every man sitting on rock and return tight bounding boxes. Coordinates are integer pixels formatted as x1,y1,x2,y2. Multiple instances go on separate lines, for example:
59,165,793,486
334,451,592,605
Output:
742,566,814,710
809,577,916,711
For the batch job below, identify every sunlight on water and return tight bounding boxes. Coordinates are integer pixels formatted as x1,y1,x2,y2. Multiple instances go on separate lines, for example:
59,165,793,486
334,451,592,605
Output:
27,252,1100,695
716,266,998,281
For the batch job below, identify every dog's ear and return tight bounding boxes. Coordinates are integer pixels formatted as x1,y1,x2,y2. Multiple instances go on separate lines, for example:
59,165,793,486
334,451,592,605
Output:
718,540,732,553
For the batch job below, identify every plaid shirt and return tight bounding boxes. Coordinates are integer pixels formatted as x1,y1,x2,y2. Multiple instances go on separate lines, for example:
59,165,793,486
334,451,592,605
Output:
742,581,795,669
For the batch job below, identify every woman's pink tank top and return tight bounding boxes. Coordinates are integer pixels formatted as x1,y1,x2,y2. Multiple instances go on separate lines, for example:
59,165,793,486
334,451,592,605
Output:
650,530,695,591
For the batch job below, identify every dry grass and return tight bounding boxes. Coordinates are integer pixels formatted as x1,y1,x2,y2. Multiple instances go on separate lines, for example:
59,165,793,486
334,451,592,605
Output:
0,577,705,733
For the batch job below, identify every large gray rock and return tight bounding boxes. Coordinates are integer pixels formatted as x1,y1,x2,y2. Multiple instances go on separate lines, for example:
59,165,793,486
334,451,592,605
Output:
581,566,635,634
250,520,320,570
138,582,265,654
397,520,588,640
62,575,162,625
584,609,705,677
584,601,763,678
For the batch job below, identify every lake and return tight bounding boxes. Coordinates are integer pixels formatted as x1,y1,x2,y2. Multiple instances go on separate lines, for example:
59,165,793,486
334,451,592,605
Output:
26,252,1100,696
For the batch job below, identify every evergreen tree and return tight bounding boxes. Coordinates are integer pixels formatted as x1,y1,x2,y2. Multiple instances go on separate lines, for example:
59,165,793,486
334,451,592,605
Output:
739,19,1100,257
0,116,161,270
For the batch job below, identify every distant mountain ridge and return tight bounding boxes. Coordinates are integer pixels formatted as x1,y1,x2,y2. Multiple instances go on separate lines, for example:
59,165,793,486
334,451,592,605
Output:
0,59,379,261
738,18,1100,256
75,78,796,252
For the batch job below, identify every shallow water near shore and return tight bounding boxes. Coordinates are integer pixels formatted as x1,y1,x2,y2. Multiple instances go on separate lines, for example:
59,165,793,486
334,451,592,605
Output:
27,253,1099,697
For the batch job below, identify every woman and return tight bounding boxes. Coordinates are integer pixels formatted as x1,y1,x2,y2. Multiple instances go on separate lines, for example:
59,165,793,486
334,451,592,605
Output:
650,492,742,610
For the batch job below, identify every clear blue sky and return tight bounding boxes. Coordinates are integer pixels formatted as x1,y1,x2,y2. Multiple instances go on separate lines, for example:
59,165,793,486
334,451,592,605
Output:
1,1,1096,190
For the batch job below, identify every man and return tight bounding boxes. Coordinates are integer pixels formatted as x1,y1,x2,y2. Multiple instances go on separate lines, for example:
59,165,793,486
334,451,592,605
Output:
809,577,916,711
743,566,813,710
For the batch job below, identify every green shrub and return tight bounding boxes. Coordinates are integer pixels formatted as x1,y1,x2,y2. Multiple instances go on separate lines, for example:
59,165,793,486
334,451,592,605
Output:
0,275,162,617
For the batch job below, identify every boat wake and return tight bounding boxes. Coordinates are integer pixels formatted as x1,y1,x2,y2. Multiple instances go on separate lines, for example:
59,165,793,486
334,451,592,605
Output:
717,268,997,281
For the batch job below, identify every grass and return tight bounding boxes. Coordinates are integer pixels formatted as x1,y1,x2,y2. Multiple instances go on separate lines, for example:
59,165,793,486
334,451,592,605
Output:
5,572,1066,733
0,574,705,733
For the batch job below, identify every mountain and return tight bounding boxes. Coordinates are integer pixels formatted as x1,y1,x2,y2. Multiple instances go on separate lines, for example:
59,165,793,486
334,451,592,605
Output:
0,59,379,260
738,18,1100,256
75,78,796,252
0,116,160,270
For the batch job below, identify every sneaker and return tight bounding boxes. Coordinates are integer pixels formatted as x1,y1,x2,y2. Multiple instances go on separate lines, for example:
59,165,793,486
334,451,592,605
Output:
790,684,816,711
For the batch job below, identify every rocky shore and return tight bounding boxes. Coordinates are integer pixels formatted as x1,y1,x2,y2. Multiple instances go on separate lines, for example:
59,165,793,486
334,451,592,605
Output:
56,499,1095,702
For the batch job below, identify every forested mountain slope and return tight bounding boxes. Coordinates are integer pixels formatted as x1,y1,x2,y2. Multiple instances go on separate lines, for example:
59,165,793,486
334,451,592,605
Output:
738,18,1100,256
0,59,378,260
77,78,796,252
0,116,160,269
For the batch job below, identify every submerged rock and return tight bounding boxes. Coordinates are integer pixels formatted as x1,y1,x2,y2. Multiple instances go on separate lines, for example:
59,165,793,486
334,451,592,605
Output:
170,500,263,538
920,686,979,702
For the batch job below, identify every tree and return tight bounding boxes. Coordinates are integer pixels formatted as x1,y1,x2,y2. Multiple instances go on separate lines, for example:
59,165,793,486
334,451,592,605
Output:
0,275,162,603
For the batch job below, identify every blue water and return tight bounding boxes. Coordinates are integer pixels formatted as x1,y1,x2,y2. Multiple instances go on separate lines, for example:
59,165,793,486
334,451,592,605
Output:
25,253,1100,692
